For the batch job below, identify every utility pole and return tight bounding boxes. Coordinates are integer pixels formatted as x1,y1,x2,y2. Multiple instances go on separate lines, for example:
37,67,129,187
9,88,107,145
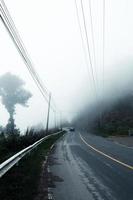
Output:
54,111,57,130
60,111,62,130
46,93,51,135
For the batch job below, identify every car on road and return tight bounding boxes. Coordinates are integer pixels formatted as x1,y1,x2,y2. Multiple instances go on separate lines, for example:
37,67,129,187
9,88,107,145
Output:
69,127,75,131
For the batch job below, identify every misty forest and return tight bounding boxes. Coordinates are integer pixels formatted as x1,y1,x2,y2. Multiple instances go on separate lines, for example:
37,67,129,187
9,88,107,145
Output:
75,93,133,136
0,72,133,137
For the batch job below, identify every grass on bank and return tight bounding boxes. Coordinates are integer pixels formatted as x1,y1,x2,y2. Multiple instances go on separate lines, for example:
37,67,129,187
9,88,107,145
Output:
0,132,64,200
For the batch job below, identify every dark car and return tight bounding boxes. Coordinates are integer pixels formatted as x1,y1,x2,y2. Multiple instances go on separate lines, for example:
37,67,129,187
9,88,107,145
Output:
69,127,75,131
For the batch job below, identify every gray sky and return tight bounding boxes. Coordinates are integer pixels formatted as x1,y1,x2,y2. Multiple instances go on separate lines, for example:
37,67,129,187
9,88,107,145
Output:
0,0,133,131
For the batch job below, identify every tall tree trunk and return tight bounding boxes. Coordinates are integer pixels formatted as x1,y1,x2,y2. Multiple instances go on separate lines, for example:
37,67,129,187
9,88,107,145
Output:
9,112,14,134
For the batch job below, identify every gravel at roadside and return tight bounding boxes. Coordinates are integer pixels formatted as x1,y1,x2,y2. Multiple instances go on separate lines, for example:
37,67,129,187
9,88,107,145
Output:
108,136,133,148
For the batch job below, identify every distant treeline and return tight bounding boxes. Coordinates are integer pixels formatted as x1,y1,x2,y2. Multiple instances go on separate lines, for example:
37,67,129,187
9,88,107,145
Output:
74,94,133,136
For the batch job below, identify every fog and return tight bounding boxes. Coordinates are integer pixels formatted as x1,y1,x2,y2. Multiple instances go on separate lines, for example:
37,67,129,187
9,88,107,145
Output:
0,0,133,131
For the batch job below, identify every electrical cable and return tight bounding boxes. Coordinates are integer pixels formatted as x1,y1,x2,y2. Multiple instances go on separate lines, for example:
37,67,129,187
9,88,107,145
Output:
88,0,98,86
102,0,105,95
0,1,56,112
80,0,97,95
0,3,49,97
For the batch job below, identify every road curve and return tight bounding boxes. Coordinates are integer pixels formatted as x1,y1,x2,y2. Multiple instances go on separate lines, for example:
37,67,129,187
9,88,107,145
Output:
49,130,133,200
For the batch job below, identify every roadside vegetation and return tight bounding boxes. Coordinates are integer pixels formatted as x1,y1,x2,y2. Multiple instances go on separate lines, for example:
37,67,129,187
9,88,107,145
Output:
0,71,64,199
94,94,133,136
75,93,133,136
0,131,64,200
0,127,60,163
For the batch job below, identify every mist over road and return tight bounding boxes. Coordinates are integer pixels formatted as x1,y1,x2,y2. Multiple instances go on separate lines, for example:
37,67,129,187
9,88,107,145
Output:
49,130,133,200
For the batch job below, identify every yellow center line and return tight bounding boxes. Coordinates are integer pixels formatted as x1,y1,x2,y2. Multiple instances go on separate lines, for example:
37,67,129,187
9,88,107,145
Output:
79,133,133,170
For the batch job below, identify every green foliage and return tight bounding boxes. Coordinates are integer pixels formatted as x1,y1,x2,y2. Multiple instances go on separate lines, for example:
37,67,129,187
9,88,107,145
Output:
0,128,61,163
0,133,64,200
0,130,40,163
93,94,133,136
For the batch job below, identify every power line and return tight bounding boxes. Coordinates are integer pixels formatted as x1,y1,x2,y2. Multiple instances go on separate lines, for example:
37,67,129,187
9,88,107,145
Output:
1,0,49,94
74,0,103,126
0,16,48,104
0,5,49,100
0,2,49,97
74,0,89,72
88,0,98,86
0,0,56,112
102,0,105,95
80,0,97,95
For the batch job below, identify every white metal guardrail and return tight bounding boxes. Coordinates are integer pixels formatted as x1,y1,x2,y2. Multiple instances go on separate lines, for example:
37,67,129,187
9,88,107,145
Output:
0,131,63,178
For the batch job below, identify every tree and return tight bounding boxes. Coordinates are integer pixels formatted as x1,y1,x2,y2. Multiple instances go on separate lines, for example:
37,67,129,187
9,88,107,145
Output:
0,72,32,134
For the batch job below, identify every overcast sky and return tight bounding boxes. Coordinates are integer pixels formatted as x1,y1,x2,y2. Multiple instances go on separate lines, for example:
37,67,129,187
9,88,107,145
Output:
0,0,133,131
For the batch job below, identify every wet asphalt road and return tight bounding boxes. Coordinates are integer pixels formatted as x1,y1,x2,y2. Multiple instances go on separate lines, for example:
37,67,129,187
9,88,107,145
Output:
50,130,133,200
